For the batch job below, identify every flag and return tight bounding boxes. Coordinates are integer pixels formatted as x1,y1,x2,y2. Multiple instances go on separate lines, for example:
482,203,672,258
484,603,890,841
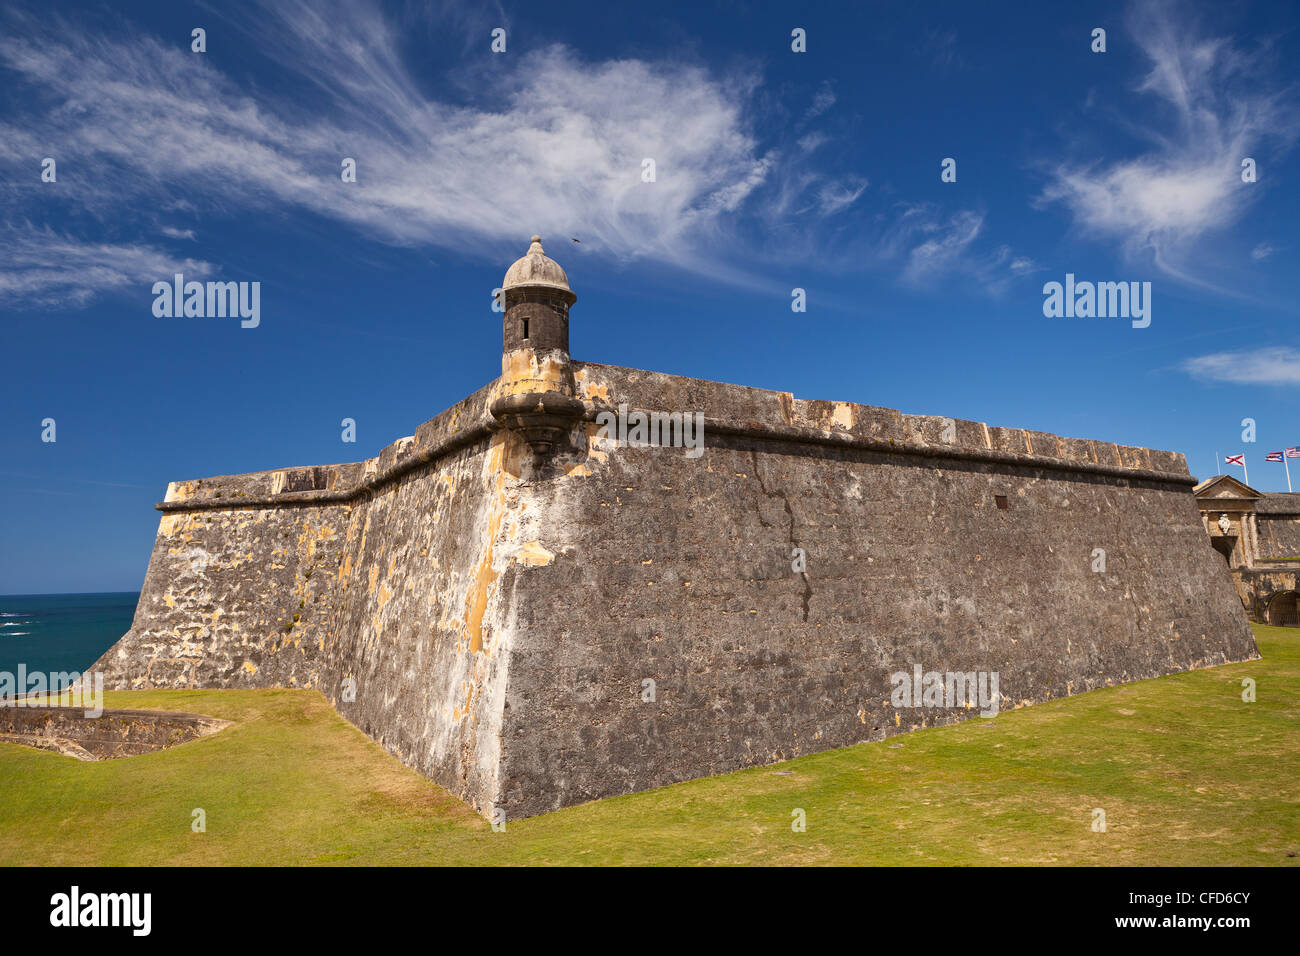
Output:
1267,452,1284,462
1288,447,1300,458
1225,455,1245,466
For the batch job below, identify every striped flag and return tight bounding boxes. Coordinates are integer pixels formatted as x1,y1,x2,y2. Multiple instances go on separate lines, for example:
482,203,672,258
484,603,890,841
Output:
1267,451,1284,462
1282,448,1297,492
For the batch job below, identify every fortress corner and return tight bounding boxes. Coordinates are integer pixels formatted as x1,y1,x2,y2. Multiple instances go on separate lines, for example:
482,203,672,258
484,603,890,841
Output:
94,237,1260,820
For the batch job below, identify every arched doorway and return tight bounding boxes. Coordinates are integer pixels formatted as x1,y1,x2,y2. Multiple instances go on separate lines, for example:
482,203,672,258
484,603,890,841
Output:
1211,536,1236,566
1266,591,1299,627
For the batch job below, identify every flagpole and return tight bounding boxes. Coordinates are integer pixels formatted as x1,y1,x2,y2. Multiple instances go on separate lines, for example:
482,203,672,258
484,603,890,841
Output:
1287,455,1293,493
1216,451,1221,476
1243,456,1249,487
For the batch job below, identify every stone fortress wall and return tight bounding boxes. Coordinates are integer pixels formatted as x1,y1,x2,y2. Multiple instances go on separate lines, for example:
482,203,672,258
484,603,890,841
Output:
96,239,1260,818
1255,495,1300,557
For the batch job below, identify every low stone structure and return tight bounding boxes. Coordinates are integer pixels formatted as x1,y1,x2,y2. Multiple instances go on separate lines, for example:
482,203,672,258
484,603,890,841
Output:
95,238,1259,818
0,706,230,760
1194,474,1300,626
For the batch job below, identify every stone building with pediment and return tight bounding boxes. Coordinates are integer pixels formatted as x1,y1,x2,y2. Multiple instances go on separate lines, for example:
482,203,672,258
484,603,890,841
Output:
1194,474,1300,626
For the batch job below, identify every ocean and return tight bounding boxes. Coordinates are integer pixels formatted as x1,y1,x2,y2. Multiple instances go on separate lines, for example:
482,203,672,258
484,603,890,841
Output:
0,592,137,688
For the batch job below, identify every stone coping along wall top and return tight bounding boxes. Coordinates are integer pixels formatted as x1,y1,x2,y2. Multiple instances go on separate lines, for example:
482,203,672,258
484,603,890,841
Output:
1257,493,1300,516
154,362,1193,513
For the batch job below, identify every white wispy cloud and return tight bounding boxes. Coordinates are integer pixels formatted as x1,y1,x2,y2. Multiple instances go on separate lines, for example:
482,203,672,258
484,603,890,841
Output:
0,0,796,301
1038,0,1297,285
0,223,209,308
1182,347,1300,386
1251,242,1278,261
0,0,1030,306
805,81,836,120
903,210,985,282
815,179,868,217
860,205,1027,294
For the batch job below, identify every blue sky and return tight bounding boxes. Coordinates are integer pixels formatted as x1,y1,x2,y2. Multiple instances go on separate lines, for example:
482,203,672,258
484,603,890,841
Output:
2,0,1298,594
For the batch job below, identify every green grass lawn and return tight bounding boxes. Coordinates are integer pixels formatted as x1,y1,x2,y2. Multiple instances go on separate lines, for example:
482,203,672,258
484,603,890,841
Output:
1,624,1296,866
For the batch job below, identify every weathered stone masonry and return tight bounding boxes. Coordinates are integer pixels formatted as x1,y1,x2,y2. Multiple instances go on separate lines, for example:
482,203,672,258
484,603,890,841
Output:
96,238,1259,819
